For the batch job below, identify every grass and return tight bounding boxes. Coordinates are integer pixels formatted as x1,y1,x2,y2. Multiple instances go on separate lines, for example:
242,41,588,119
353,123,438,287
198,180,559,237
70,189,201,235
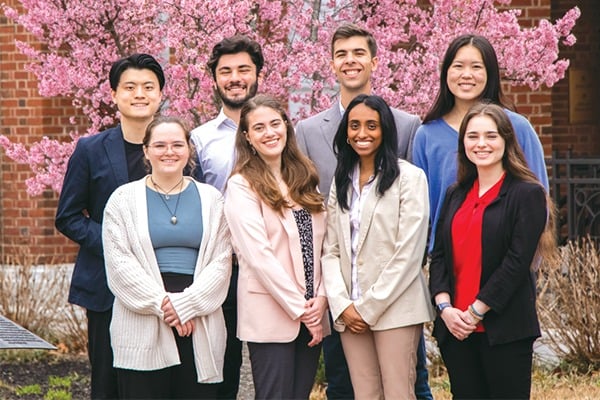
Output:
309,366,600,399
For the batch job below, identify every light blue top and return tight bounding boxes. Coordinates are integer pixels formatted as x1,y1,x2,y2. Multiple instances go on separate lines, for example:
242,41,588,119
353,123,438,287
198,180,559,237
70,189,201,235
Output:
191,109,238,193
412,109,549,253
147,183,203,275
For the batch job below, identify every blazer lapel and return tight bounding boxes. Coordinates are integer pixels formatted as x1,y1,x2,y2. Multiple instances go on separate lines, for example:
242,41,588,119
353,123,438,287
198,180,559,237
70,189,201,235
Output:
356,178,381,256
278,209,307,291
103,125,129,186
338,207,352,263
319,106,342,154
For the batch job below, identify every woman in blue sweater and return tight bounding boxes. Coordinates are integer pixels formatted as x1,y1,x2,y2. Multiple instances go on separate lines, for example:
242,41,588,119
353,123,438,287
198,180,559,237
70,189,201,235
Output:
412,34,549,252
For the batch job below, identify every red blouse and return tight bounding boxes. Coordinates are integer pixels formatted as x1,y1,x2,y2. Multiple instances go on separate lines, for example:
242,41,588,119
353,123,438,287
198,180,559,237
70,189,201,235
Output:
451,174,505,332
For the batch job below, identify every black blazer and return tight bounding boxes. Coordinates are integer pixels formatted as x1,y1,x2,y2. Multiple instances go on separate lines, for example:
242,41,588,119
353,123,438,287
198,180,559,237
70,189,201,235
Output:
429,173,546,346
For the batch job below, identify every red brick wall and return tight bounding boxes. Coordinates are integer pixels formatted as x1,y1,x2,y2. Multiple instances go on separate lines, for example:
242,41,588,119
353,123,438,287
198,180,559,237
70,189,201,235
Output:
550,0,600,156
502,0,554,155
0,0,79,263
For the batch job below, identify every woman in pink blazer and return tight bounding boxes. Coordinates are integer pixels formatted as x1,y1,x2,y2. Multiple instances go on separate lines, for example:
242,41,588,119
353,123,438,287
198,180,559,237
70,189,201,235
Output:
224,94,330,399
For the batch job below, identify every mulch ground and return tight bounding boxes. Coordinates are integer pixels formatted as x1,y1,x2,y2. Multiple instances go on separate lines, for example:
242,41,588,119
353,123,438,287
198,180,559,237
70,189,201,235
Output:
0,353,91,399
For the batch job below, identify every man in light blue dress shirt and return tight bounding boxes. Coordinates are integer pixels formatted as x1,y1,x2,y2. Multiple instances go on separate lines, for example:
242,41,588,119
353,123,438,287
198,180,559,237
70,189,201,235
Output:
191,35,264,400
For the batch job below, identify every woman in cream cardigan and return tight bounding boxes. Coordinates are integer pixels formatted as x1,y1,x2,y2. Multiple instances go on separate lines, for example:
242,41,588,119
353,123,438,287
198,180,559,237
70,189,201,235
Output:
322,95,434,399
102,116,231,399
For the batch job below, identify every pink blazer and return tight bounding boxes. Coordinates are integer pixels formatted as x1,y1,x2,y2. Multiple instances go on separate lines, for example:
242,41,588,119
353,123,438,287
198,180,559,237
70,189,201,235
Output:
224,174,330,343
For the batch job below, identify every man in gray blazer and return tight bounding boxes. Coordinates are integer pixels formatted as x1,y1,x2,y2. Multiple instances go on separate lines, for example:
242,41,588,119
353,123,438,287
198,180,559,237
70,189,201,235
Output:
295,23,431,400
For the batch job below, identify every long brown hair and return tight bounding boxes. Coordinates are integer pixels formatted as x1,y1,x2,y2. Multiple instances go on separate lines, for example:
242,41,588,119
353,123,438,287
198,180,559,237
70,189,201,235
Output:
231,94,324,214
457,102,557,265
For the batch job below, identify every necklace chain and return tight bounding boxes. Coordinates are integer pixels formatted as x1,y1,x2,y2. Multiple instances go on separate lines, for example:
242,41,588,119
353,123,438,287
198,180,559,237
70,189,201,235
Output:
150,176,183,200
150,176,184,225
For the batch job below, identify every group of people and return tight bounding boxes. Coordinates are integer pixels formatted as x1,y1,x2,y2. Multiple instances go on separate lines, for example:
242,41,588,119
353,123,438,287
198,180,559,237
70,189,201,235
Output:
55,22,555,400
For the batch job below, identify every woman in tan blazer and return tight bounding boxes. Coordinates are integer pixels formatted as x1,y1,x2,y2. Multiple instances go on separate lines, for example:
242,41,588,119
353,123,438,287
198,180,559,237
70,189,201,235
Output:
224,95,330,399
322,95,434,399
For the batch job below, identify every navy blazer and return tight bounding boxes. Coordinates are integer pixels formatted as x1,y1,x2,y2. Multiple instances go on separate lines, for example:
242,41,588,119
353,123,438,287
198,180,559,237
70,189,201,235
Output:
56,126,131,311
429,173,546,346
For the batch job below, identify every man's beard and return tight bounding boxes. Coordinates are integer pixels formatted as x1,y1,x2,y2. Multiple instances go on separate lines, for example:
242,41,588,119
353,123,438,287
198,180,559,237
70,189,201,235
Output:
217,81,259,110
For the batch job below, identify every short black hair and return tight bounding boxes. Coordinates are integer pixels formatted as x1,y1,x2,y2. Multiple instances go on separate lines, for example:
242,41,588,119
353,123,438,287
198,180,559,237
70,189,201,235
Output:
207,35,264,80
109,53,165,91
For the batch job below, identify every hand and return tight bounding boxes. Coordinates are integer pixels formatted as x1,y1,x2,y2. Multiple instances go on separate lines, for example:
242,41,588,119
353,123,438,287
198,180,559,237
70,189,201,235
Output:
161,296,181,327
340,304,368,334
304,322,323,347
301,296,328,328
174,320,195,337
440,307,476,341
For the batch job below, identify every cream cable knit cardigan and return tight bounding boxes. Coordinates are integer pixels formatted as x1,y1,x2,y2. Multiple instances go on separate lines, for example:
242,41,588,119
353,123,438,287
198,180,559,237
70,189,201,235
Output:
102,177,232,383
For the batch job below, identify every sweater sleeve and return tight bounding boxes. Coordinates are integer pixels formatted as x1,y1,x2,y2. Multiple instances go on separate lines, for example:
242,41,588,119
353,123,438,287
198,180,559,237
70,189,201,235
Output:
103,186,166,316
510,112,549,191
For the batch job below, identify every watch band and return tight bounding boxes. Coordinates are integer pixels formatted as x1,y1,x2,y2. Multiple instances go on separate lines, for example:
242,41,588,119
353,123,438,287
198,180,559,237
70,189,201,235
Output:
436,302,452,315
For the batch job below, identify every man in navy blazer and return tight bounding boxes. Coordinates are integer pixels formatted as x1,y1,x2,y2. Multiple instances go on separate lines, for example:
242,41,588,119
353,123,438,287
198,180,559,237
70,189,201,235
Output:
55,54,166,399
295,24,431,399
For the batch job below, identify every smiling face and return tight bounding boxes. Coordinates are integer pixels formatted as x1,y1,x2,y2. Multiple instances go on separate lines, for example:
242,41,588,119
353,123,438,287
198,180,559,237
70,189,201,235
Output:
144,122,190,177
463,114,505,174
214,52,259,110
111,68,162,123
244,106,287,166
347,103,382,164
330,36,378,94
446,44,487,107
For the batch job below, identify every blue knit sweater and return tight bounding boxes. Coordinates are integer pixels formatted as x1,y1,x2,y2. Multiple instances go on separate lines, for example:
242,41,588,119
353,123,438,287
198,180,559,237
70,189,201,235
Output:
412,109,549,253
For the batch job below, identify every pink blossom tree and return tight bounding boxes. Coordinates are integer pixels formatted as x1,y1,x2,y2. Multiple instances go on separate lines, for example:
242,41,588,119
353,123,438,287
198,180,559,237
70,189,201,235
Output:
1,0,580,195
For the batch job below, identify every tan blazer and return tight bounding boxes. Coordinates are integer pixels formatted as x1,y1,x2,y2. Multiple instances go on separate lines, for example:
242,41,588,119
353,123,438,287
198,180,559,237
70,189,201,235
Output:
322,160,435,332
224,174,331,342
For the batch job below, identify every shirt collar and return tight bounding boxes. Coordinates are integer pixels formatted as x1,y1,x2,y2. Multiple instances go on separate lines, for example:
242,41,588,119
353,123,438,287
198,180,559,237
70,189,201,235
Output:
338,100,345,119
215,108,238,131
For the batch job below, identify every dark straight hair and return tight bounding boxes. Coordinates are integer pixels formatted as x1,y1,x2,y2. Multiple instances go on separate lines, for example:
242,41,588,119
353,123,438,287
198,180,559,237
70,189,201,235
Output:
109,53,165,91
333,94,399,211
423,34,514,124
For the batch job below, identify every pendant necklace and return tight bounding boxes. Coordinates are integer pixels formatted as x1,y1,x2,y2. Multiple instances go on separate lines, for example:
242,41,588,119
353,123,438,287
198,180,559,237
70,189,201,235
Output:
150,176,183,200
150,176,184,225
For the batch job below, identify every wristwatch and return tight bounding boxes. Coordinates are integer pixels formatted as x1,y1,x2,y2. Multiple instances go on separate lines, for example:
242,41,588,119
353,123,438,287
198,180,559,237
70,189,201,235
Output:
436,302,452,315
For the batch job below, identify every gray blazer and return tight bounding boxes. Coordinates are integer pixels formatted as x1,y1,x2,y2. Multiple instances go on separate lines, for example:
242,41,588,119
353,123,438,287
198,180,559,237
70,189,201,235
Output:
295,103,421,196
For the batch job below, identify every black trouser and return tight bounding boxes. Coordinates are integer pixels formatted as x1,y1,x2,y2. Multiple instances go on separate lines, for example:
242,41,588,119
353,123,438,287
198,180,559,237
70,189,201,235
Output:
216,261,242,399
116,273,217,399
248,324,322,400
116,333,216,399
87,308,118,399
440,332,534,399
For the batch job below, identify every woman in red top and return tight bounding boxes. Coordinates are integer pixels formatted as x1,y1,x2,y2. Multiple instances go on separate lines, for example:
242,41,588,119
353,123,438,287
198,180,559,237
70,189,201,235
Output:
429,102,556,399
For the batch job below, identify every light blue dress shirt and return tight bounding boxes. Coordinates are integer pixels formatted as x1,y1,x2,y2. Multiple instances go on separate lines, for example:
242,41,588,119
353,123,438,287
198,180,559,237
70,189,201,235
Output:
191,109,238,193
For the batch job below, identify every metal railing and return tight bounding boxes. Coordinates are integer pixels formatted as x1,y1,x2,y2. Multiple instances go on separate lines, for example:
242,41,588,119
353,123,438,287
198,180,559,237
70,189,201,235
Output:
546,151,600,244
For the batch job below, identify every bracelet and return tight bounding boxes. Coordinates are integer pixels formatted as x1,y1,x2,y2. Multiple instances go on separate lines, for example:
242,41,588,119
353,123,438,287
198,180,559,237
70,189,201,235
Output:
469,304,485,320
